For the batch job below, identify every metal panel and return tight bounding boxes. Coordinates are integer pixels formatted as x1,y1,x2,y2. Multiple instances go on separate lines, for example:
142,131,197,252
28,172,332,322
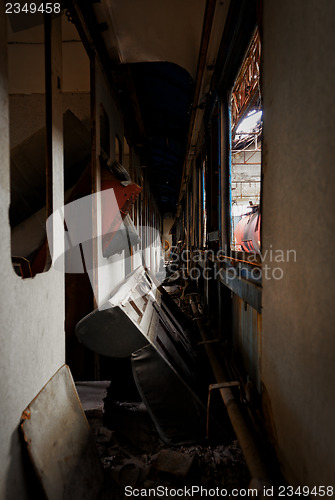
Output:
198,259,261,313
132,344,205,446
76,265,196,365
21,365,103,500
75,303,149,358
232,295,261,392
217,263,262,313
76,265,206,444
76,266,155,356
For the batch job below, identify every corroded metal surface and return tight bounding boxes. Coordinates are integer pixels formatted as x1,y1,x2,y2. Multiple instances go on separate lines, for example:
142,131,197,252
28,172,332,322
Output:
21,365,103,500
232,295,261,392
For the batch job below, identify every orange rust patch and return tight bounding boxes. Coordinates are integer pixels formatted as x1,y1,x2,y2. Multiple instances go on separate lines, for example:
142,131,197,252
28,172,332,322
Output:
21,409,31,421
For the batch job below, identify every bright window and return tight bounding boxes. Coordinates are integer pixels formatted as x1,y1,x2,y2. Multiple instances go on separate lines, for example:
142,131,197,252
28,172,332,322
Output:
230,29,262,254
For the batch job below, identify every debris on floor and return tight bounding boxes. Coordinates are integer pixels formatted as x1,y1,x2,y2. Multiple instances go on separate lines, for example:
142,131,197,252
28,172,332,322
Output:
155,449,194,477
85,401,250,500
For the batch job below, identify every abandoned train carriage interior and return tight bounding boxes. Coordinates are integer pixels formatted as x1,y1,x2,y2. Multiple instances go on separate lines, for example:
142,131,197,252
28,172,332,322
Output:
1,0,335,498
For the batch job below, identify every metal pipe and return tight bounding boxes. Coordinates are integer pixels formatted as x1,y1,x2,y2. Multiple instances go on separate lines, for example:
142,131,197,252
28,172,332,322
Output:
190,297,272,491
176,0,217,217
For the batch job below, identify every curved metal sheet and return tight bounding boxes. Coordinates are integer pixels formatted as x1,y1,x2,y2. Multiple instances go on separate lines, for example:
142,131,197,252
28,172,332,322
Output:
76,305,149,358
20,365,103,500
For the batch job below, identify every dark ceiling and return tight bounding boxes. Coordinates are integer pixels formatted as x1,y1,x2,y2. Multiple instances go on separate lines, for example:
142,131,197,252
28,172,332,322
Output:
130,62,194,215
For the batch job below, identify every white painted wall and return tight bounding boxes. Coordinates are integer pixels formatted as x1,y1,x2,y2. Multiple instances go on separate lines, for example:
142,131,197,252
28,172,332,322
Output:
94,62,126,306
0,8,65,498
261,0,335,487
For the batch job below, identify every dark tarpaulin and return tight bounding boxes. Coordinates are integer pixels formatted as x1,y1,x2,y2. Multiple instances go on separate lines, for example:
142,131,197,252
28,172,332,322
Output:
132,344,205,446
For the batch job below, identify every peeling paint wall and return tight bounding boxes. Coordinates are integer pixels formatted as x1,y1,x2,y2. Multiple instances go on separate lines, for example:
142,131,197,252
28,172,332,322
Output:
261,0,335,486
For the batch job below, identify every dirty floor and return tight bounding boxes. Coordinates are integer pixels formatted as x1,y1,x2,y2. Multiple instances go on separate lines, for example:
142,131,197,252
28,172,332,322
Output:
84,400,250,499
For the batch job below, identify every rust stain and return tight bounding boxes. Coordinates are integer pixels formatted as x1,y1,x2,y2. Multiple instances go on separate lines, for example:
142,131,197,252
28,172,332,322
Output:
21,409,31,421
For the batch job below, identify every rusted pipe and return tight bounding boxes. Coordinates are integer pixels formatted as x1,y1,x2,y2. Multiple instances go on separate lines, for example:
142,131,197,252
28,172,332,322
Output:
190,298,272,492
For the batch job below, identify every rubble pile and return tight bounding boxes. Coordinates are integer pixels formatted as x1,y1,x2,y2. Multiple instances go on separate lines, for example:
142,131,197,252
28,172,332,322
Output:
87,403,250,499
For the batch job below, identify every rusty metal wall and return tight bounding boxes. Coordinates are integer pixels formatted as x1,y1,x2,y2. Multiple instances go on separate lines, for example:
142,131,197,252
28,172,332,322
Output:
232,294,261,392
